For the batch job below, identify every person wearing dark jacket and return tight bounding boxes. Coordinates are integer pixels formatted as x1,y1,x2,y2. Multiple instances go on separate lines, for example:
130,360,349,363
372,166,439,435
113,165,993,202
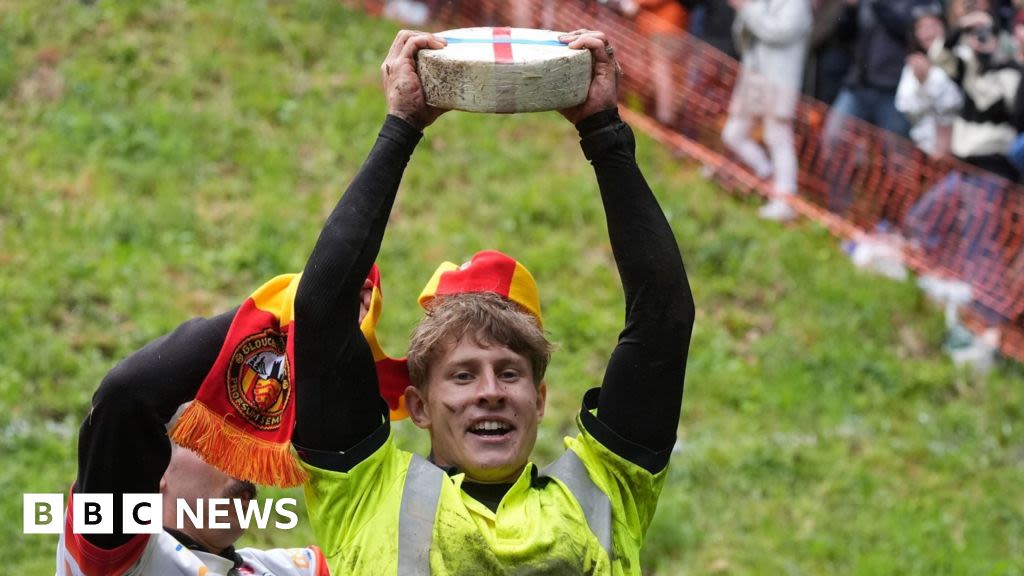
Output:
806,0,858,105
683,0,739,58
824,0,931,137
820,0,933,214
932,8,1024,178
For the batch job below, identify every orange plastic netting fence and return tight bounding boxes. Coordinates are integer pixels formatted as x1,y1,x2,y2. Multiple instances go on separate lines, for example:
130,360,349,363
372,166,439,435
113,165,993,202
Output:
353,0,1024,362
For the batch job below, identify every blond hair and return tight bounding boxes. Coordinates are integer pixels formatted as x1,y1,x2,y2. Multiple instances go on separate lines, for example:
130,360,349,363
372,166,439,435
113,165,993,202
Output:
407,292,552,390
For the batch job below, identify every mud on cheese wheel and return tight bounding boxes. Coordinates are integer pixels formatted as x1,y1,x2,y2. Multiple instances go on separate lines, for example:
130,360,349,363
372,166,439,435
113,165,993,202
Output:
417,27,593,114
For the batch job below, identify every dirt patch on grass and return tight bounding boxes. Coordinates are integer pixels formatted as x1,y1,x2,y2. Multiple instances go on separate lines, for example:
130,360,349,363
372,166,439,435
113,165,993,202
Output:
17,46,64,103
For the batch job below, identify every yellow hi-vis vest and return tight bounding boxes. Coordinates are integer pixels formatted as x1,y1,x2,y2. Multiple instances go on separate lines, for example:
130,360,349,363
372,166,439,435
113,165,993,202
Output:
302,411,668,575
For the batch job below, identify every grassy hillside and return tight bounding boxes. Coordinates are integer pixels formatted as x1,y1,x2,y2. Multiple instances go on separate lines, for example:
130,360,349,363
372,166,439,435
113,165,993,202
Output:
1,1,1022,573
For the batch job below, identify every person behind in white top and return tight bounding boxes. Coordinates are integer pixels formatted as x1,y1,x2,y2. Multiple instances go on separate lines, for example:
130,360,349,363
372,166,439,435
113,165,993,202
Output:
56,304,339,574
59,438,329,575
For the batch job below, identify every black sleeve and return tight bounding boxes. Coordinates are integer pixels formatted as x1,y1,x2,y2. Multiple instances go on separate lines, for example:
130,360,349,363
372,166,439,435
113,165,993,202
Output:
291,115,422,456
575,109,696,474
1011,67,1024,130
75,309,235,549
871,0,915,42
812,1,857,50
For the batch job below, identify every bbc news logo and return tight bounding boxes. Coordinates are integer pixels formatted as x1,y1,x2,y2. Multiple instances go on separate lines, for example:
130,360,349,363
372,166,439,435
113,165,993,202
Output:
24,494,298,534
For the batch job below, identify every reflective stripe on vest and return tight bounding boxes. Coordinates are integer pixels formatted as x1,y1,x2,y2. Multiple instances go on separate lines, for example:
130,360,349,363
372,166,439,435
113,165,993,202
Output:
398,454,445,576
540,449,614,559
397,450,613,573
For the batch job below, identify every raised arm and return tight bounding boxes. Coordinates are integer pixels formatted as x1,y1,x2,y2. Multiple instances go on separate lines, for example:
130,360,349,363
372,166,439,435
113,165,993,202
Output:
561,31,695,474
75,310,235,549
292,31,446,456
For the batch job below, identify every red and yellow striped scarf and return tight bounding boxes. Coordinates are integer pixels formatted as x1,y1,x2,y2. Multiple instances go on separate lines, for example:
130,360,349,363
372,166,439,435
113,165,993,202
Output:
169,265,409,487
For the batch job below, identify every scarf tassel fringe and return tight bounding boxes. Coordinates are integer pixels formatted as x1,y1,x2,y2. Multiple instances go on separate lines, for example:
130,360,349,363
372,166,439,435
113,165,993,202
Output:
169,400,307,488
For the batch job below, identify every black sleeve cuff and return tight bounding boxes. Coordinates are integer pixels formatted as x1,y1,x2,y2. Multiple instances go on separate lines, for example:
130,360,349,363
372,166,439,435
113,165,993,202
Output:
575,108,621,137
575,109,636,163
295,400,391,473
381,114,425,152
578,388,675,474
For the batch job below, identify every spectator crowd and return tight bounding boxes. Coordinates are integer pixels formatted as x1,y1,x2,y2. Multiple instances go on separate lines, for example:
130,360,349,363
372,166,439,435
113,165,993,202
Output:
611,0,1024,367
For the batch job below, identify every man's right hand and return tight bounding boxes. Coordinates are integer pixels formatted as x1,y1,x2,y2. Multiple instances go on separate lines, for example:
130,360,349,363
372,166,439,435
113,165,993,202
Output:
382,30,448,131
557,30,622,125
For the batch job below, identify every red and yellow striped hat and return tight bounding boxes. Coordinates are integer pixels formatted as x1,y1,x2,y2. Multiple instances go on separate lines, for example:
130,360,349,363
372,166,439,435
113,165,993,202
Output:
361,265,411,421
417,250,542,327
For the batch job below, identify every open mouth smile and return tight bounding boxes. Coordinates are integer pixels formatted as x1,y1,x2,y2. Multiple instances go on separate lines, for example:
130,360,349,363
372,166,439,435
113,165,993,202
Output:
468,419,515,440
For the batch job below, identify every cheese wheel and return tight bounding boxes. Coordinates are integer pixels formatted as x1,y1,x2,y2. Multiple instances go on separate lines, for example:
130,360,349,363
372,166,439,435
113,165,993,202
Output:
417,27,593,113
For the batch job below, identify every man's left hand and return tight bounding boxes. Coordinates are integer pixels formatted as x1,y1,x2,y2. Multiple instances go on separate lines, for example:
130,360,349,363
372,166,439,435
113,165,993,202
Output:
557,30,622,125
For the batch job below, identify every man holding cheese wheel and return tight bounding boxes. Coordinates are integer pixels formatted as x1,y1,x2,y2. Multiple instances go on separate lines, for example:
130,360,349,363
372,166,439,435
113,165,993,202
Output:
294,28,695,575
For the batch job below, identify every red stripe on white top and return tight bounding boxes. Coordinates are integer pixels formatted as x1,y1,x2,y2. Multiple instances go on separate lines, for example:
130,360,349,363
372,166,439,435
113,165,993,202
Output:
63,490,150,576
492,26,513,63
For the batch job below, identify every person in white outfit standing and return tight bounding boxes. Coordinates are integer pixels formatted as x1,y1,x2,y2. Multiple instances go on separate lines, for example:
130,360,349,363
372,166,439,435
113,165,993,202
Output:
895,3,964,158
721,0,813,221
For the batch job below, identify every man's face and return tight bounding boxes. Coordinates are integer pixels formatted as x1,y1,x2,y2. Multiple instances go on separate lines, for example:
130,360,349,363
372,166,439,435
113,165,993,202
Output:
407,335,546,483
160,447,256,552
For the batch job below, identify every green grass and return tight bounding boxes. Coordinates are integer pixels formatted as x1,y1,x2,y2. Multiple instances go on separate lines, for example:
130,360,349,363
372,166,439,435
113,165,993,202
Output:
2,1,1023,573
